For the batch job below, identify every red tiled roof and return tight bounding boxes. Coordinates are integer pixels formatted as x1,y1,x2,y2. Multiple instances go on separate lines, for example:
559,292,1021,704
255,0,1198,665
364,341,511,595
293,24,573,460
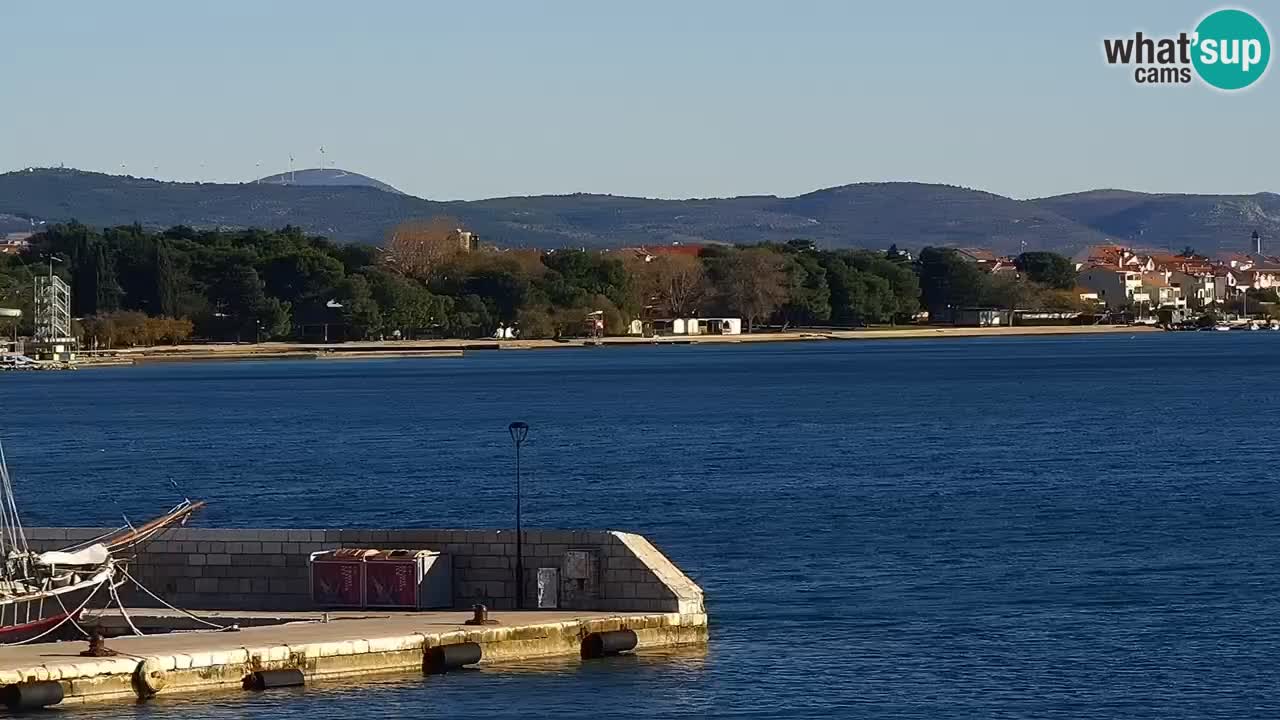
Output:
956,248,999,262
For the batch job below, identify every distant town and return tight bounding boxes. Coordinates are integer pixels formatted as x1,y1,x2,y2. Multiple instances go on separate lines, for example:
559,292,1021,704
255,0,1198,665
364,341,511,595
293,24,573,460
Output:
1,219,1275,368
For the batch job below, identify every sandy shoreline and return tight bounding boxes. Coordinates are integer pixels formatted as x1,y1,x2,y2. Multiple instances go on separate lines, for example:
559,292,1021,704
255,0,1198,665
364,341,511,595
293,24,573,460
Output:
71,324,1161,366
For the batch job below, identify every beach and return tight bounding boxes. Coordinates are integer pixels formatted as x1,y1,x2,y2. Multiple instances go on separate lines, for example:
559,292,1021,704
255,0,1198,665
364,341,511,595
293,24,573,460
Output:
70,324,1161,365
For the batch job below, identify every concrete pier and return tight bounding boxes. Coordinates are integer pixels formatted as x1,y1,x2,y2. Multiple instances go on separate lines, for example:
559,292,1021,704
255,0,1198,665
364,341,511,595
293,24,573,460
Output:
1,527,708,707
0,610,706,705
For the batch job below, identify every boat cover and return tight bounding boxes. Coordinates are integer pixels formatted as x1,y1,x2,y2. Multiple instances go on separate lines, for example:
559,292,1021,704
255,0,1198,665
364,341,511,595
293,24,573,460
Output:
36,543,109,567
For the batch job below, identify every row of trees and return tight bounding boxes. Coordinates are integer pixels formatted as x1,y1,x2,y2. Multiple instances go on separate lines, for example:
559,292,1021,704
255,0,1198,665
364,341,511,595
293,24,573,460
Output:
0,219,1086,346
918,248,1088,314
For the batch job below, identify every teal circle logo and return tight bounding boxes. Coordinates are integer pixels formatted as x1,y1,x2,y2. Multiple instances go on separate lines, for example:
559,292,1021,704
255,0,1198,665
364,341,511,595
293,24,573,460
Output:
1192,9,1270,90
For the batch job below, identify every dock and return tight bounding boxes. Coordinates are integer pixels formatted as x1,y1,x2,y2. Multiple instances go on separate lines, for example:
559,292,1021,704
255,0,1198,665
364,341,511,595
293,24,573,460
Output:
0,609,705,705
1,526,707,708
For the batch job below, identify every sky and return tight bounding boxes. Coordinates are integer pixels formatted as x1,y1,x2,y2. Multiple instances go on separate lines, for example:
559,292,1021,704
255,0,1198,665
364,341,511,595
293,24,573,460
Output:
0,0,1275,201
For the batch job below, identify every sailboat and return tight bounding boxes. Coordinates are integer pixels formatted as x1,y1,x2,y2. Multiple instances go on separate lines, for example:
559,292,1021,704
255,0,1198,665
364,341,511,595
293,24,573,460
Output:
0,442,204,644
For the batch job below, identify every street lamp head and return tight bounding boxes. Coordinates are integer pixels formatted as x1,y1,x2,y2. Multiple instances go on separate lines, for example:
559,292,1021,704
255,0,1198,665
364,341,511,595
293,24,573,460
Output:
508,421,529,445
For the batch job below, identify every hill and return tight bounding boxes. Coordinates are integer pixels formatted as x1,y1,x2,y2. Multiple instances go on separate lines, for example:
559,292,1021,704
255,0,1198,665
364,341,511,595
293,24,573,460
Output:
0,167,1273,255
1029,190,1280,256
255,167,403,194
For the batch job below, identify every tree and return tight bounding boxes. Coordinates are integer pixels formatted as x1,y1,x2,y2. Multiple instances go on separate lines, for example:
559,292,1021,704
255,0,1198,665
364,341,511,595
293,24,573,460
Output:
460,269,530,323
1015,252,1076,290
208,264,289,341
383,217,469,280
778,253,831,326
635,254,709,317
711,248,788,332
541,250,633,312
980,273,1036,310
255,298,292,340
917,247,985,313
335,274,380,339
91,241,122,314
154,238,180,317
363,268,442,338
1037,289,1090,312
841,250,920,321
262,249,345,306
823,257,894,324
442,294,494,338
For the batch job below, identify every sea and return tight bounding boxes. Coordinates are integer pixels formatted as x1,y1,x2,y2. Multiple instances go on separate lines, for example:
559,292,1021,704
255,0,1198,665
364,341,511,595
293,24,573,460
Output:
3,332,1279,719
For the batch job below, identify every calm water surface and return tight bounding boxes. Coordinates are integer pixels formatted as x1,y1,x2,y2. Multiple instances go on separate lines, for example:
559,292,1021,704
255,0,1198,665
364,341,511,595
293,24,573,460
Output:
3,333,1279,718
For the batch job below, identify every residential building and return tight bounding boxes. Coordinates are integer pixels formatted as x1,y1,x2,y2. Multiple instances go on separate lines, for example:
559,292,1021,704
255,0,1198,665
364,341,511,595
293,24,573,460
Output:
1168,270,1216,309
0,233,31,255
1214,269,1241,303
453,230,479,253
1075,244,1154,273
1150,253,1214,275
955,248,1000,265
1140,272,1185,309
1245,259,1280,290
954,248,1018,275
1077,266,1148,308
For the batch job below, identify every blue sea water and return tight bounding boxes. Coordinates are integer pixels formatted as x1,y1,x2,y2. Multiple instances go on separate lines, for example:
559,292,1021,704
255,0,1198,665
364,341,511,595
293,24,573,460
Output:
3,333,1280,718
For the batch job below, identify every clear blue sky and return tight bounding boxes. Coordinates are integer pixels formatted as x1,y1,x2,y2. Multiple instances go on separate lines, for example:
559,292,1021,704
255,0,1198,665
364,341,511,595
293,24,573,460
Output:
0,0,1274,200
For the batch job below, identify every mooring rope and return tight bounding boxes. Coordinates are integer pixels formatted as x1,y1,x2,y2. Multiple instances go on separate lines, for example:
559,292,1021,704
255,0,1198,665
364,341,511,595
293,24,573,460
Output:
118,565,228,631
6,579,106,646
53,584,92,639
108,577,143,637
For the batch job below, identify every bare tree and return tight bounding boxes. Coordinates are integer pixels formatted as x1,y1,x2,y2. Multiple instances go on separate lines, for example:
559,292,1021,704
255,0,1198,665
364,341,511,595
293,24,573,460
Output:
383,216,471,280
715,248,788,333
635,254,709,317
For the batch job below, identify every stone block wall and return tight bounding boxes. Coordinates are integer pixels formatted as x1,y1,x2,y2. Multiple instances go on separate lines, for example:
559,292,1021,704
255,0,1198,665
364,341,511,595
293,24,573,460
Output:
22,527,705,615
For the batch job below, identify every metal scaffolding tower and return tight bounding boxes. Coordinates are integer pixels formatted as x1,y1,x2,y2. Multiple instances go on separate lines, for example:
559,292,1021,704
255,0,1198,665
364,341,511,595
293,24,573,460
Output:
32,274,71,340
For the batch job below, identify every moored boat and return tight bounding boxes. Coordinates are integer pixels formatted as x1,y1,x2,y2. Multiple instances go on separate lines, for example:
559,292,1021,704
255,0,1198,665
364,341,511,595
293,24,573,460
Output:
0,441,203,644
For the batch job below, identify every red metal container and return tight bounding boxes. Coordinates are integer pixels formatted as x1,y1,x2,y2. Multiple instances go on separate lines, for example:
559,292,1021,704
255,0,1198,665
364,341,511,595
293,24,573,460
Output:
364,550,452,609
309,549,375,608
310,548,452,609
365,551,419,608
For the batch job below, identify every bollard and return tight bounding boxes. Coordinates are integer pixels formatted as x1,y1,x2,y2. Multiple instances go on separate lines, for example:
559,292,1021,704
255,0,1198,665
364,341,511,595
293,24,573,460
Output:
581,629,638,659
423,642,482,674
244,669,305,691
2,681,64,710
81,627,118,657
463,603,499,626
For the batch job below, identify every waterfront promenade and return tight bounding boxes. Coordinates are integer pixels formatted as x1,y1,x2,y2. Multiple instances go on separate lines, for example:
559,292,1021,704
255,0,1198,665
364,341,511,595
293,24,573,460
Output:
75,324,1159,365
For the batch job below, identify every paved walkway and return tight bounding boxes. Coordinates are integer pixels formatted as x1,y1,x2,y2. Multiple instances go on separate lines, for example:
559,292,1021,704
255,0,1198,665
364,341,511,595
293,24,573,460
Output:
0,610,630,669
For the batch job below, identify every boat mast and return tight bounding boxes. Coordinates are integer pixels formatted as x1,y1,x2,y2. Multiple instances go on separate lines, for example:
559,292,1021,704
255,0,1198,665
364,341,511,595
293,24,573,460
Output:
0,440,32,581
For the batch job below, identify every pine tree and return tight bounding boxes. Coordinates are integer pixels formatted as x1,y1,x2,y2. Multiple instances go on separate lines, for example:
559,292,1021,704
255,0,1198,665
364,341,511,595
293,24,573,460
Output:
93,242,121,313
154,238,178,317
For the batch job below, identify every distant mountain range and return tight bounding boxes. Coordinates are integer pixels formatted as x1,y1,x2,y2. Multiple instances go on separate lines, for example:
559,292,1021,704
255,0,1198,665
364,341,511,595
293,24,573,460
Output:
0,167,1276,257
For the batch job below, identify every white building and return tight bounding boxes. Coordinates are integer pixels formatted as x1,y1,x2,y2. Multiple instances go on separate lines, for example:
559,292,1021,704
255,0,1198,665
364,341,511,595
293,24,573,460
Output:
649,317,742,336
1077,267,1149,309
